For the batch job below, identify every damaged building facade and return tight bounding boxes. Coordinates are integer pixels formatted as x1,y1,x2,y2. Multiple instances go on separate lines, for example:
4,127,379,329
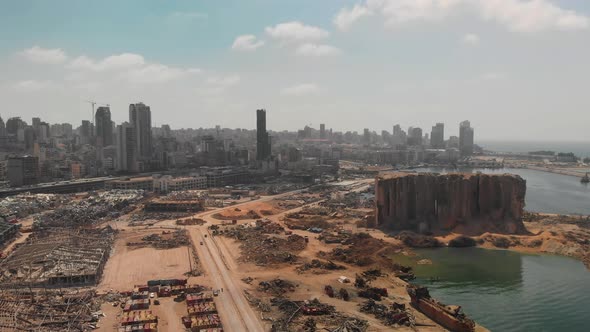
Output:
374,172,526,233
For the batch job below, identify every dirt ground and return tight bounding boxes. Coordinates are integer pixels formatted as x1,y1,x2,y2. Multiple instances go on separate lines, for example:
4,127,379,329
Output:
98,229,193,292
212,200,284,220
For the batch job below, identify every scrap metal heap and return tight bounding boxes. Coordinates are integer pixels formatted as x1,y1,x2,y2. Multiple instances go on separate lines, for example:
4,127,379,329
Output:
220,220,307,266
0,288,100,331
33,190,143,229
0,227,115,286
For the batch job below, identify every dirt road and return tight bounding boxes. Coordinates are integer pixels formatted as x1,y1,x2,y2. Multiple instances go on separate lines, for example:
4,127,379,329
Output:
190,227,265,332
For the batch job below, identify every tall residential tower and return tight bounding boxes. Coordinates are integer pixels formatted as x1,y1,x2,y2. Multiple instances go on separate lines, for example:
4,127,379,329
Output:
459,120,474,156
95,106,113,146
256,109,271,160
129,102,152,160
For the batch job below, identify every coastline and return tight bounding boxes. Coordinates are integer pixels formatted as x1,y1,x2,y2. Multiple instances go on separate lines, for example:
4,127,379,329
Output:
513,164,587,179
420,212,590,270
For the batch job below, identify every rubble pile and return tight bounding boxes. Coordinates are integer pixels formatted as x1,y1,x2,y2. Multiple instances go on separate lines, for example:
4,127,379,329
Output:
296,259,346,273
258,278,297,296
33,190,143,229
0,193,66,220
359,299,413,327
270,298,337,331
129,211,189,223
0,227,115,286
223,222,307,266
160,190,206,201
127,229,190,249
283,214,333,231
395,231,443,248
213,209,261,220
177,218,206,225
319,233,399,268
0,288,101,331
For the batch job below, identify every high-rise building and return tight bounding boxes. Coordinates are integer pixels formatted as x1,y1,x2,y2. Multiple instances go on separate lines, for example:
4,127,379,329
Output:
116,122,137,172
392,124,407,146
24,127,35,151
256,109,271,160
95,106,113,146
32,117,41,135
407,127,423,146
320,124,326,139
430,123,445,149
459,120,474,156
6,117,24,136
7,156,39,187
0,116,6,137
80,120,92,137
129,102,152,160
363,128,371,146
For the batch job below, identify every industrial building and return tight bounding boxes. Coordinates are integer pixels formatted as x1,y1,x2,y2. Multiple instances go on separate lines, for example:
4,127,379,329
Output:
106,177,153,191
153,175,207,193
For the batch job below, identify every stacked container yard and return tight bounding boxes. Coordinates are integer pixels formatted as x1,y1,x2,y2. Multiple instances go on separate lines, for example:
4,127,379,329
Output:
181,314,221,330
124,299,150,312
120,310,158,326
117,322,158,332
182,291,222,331
187,301,217,315
186,293,214,305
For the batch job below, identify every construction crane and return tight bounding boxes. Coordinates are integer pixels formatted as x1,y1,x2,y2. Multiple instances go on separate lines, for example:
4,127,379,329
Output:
85,100,110,135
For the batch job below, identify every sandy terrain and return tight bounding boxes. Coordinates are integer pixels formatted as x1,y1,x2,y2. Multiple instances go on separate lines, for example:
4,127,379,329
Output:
98,229,192,292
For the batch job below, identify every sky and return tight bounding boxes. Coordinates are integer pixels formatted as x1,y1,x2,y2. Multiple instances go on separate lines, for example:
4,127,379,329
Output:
1,0,589,141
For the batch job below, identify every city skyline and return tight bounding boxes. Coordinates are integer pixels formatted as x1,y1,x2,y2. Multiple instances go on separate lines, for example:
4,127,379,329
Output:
1,0,590,140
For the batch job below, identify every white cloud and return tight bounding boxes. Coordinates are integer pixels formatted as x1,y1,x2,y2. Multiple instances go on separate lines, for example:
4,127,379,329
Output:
20,46,68,64
367,0,464,26
478,0,589,32
462,33,480,44
231,35,265,51
296,43,342,56
265,21,329,42
335,0,589,32
334,4,373,31
68,53,146,71
201,75,241,95
65,52,200,84
281,83,320,96
126,64,193,84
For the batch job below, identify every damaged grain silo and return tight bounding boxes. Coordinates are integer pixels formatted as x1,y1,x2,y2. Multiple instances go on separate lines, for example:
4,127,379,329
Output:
374,172,526,234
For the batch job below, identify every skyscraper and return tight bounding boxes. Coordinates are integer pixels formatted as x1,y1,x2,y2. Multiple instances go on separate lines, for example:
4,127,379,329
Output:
430,123,445,149
6,117,24,136
80,120,92,144
0,116,6,136
407,127,423,146
116,122,137,172
459,120,474,156
129,102,152,160
256,109,271,160
320,124,326,139
95,106,113,146
363,128,371,146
